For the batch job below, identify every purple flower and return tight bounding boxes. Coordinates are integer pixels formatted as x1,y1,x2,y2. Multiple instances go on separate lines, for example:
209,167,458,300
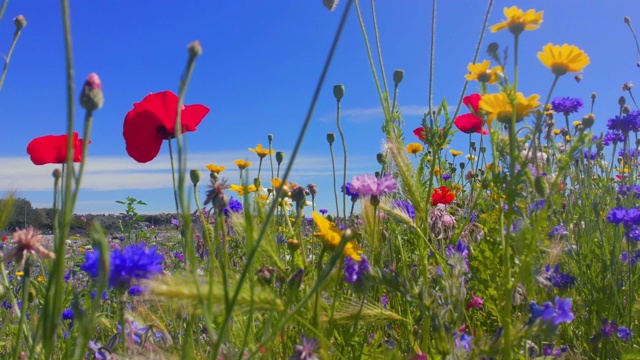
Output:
223,197,243,217
343,255,370,284
291,334,319,360
583,150,597,160
548,224,568,238
543,264,575,289
618,326,632,340
128,286,144,296
341,182,359,201
607,207,640,228
603,131,625,146
618,185,640,198
117,320,148,344
170,218,180,226
442,174,452,181
454,333,473,351
607,111,640,133
551,97,583,116
392,200,415,220
529,297,574,326
350,173,397,197
318,209,328,215
62,308,74,320
381,294,389,308
601,318,618,338
81,244,164,290
529,199,546,213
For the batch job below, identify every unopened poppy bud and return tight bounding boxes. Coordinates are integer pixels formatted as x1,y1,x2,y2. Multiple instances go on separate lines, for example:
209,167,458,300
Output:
376,152,385,165
333,84,345,101
581,113,595,128
623,105,631,115
591,92,597,100
625,16,631,24
254,177,261,189
619,96,626,106
52,169,62,179
393,69,404,85
268,134,274,142
276,151,284,165
190,169,201,186
369,195,380,207
487,42,499,54
187,40,202,58
322,0,338,11
79,73,104,111
307,183,317,196
327,132,335,144
287,238,300,252
14,15,26,30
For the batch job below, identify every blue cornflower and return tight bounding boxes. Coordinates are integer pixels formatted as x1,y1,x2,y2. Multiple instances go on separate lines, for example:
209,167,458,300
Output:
551,97,583,116
618,326,632,341
117,320,148,344
607,111,640,133
606,207,640,228
529,199,546,213
630,226,640,241
62,308,74,320
341,182,360,201
128,286,144,296
442,174,452,181
617,185,640,198
548,224,569,238
446,240,468,258
392,200,415,220
81,244,164,290
603,131,625,146
544,264,575,289
583,150,597,160
291,334,319,360
223,197,243,217
619,148,640,158
529,297,574,326
343,255,370,284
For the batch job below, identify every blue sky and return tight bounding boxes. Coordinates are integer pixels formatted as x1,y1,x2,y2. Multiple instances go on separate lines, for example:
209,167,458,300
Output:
0,1,638,214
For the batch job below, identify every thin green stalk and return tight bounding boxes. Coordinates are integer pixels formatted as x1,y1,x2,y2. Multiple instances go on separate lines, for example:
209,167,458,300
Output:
0,18,24,92
369,0,388,96
268,136,275,180
329,142,340,219
336,98,348,221
0,0,8,21
427,0,437,116
12,261,31,360
212,2,353,356
167,139,181,218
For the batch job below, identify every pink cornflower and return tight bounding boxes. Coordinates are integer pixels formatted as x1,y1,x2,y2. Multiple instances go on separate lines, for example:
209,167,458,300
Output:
3,227,55,269
350,173,397,197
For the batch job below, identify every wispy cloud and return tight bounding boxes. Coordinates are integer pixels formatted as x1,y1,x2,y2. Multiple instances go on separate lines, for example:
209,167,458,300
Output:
318,104,429,124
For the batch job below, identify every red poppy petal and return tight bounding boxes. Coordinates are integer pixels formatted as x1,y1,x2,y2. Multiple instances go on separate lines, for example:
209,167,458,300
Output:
123,108,165,163
27,133,84,165
181,104,209,132
454,113,483,134
463,94,482,113
413,127,426,142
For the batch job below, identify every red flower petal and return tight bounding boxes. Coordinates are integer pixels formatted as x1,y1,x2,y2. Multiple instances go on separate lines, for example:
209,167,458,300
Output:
413,127,426,142
454,113,483,134
431,186,455,206
123,91,209,163
463,93,482,114
27,132,84,165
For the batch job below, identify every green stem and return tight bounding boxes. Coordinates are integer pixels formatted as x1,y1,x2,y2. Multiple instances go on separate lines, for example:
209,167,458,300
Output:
0,0,8,21
427,0,437,116
336,99,348,222
167,139,181,218
369,0,388,96
329,143,341,219
12,261,31,360
0,20,24,92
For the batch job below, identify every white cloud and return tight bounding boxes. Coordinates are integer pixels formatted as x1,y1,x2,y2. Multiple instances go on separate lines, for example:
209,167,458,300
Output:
318,104,430,124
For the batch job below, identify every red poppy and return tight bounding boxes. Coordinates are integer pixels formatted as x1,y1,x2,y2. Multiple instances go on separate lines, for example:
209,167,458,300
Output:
431,185,455,206
123,91,209,163
26,132,84,165
413,127,426,141
454,94,488,134
463,93,481,114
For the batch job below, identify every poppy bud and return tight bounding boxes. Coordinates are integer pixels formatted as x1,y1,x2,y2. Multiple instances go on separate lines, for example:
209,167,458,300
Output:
591,92,597,100
187,40,202,58
14,15,26,30
622,105,631,115
327,132,335,145
52,169,62,179
369,195,380,207
323,0,338,11
487,42,499,55
333,84,345,101
79,73,104,111
376,152,385,165
619,96,626,106
287,238,300,252
581,113,595,129
393,69,404,85
254,177,261,189
342,227,356,242
625,16,631,24
268,134,274,142
276,151,284,165
190,169,200,186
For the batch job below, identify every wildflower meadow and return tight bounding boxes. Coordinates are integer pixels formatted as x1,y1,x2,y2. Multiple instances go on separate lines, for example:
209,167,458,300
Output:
2,1,640,359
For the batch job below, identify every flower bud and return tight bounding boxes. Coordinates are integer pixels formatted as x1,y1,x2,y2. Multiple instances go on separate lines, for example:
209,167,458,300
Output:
376,152,386,165
256,266,275,285
591,92,597,100
79,73,104,111
619,96,626,106
622,82,634,92
534,176,547,197
268,134,274,142
187,40,202,58
254,177,261,189
393,69,404,85
487,42,499,54
287,238,300,252
322,0,338,11
190,169,201,186
625,16,631,24
581,113,595,128
327,132,335,145
52,168,62,179
623,105,631,115
276,151,284,165
287,268,304,290
333,84,345,101
14,15,26,30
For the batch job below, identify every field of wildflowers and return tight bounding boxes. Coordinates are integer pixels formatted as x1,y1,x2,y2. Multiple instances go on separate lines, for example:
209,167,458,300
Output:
3,0,640,359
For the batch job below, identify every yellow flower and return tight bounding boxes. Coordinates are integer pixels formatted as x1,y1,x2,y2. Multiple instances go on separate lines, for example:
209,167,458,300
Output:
466,155,477,161
465,60,503,84
565,135,571,141
37,276,45,282
480,92,540,125
229,184,257,196
406,142,424,155
312,211,361,261
205,163,226,174
434,167,441,176
234,159,251,170
573,120,582,127
450,150,463,157
537,43,590,76
490,6,543,35
552,129,561,135
249,144,273,158
16,271,24,277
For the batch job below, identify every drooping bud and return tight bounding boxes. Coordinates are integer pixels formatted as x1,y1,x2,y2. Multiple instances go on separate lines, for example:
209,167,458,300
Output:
327,132,335,145
322,0,339,11
376,152,386,166
276,151,284,165
333,84,345,101
591,92,597,100
190,169,201,186
581,113,595,128
79,73,104,111
287,268,304,290
393,69,404,85
487,42,499,55
187,40,202,58
14,15,26,30
625,16,631,24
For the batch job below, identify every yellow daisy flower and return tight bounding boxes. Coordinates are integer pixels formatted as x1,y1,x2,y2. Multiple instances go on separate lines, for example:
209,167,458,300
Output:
537,43,590,76
406,142,424,155
490,6,544,35
573,120,582,127
465,60,503,84
450,150,463,157
312,211,361,261
229,184,257,196
16,271,24,277
480,92,540,125
249,144,273,158
37,276,45,282
552,129,561,135
234,159,251,170
205,163,226,174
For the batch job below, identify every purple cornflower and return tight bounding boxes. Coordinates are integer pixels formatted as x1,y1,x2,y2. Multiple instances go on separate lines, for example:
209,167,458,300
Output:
619,148,640,158
117,319,148,344
343,255,370,284
318,209,328,215
529,199,546,213
618,326,632,340
603,131,625,146
606,207,640,228
551,97,583,116
170,218,180,226
291,334,319,360
392,200,415,220
223,197,243,217
62,308,74,320
617,185,640,198
446,240,468,258
548,224,569,238
350,173,397,197
442,173,452,181
341,182,360,201
607,111,640,134
81,244,164,290
543,264,575,289
381,294,389,308
128,286,144,296
529,297,574,326
583,150,598,160
601,318,618,338
174,251,184,261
